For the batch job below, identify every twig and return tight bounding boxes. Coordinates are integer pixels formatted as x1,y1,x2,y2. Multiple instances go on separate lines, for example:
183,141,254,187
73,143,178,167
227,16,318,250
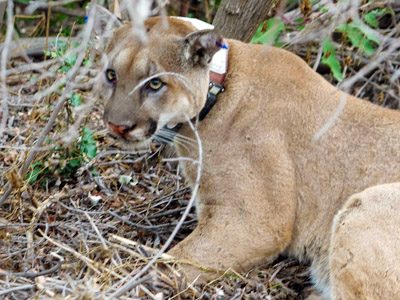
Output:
108,210,196,231
0,284,36,297
4,58,59,76
0,0,14,138
146,207,187,219
0,260,63,278
139,284,159,300
84,211,109,250
162,157,199,163
109,234,173,260
312,44,323,71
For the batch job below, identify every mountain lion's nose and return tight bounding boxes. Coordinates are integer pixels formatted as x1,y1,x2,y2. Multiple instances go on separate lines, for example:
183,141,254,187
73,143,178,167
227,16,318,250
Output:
108,122,136,138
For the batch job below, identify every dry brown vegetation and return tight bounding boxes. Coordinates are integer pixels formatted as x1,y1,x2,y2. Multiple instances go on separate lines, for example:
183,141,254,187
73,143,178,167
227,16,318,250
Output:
0,0,399,299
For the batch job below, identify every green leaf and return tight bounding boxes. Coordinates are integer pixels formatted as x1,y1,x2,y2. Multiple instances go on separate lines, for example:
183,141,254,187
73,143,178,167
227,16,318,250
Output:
51,40,67,51
359,39,375,55
251,17,284,46
85,144,97,159
318,5,328,13
76,17,86,25
26,169,41,183
350,20,379,45
80,127,97,159
82,126,94,143
337,23,363,47
65,53,77,66
336,21,379,55
295,18,306,31
251,23,265,41
321,37,343,81
54,13,68,22
364,8,387,29
69,92,82,107
295,17,304,24
364,12,378,28
26,162,44,183
68,158,82,168
83,59,92,67
45,51,58,58
59,65,71,74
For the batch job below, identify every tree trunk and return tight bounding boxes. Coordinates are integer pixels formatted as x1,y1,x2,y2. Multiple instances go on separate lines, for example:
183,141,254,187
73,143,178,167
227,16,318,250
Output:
179,0,190,17
212,0,277,42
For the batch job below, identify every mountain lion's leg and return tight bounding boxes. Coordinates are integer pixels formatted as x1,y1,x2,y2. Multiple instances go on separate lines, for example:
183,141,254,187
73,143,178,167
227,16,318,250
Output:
168,140,296,283
329,183,400,300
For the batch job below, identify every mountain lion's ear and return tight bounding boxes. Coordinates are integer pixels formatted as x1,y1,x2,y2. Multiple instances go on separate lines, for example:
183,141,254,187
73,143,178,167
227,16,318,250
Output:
182,30,223,67
86,4,123,51
87,4,123,32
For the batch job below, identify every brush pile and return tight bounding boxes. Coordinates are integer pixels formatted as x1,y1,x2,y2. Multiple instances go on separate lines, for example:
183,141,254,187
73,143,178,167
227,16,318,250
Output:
0,1,399,299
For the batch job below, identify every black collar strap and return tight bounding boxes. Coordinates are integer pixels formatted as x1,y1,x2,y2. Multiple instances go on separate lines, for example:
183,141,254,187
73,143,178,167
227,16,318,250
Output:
198,81,225,121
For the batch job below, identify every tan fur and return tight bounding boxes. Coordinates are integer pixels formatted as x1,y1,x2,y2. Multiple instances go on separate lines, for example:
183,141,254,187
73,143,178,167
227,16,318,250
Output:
330,183,400,300
102,16,400,299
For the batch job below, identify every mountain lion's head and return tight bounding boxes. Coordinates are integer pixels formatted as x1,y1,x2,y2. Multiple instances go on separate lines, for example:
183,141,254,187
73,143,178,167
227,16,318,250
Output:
101,17,223,148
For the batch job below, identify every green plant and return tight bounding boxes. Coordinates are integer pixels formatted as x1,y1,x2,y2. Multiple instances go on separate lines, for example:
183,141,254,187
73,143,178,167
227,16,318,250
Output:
321,37,343,81
26,161,49,184
251,1,386,81
364,8,387,29
251,17,284,46
45,40,80,74
26,126,98,185
80,126,97,159
46,41,90,107
69,92,82,107
336,19,379,56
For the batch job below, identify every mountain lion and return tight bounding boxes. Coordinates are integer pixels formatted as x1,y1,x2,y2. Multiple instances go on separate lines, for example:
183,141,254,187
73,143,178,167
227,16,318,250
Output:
99,13,400,300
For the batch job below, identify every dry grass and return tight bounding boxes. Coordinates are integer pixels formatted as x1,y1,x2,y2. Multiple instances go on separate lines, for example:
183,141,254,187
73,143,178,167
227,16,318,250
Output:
0,0,399,299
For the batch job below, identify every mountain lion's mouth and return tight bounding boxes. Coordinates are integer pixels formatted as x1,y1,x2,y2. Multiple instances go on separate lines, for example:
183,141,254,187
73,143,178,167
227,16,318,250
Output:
105,119,161,151
148,120,157,136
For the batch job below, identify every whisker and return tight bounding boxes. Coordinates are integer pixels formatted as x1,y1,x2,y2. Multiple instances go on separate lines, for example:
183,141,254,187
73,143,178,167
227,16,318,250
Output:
157,132,196,148
154,134,174,145
172,132,196,143
172,139,192,153
158,128,196,142
156,132,194,152
175,137,196,148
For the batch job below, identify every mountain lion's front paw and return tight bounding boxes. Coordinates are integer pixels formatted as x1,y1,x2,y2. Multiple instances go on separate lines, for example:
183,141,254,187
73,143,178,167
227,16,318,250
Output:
166,248,219,285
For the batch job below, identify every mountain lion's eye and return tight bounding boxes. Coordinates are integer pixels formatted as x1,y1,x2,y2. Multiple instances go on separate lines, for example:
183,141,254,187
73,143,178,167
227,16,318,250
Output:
105,69,117,84
147,78,163,91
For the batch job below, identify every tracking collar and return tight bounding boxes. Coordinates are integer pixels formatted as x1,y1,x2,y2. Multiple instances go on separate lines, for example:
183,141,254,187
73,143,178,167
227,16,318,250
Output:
198,40,228,121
